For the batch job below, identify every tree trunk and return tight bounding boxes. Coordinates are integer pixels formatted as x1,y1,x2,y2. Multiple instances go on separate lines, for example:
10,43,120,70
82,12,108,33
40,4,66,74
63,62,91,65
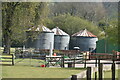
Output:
3,13,12,54
3,33,11,54
2,3,20,54
2,3,13,54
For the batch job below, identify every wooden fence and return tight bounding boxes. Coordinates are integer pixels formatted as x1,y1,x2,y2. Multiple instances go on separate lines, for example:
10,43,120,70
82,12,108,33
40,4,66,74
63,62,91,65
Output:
0,54,14,65
70,62,116,80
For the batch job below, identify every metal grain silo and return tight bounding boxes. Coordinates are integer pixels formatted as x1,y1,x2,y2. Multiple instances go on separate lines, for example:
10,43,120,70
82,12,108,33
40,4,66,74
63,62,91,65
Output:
52,27,70,50
26,25,54,50
70,29,98,52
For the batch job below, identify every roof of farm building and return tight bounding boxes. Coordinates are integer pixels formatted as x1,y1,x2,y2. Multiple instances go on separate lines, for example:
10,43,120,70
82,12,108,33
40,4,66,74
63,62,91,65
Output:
52,27,69,35
72,29,97,37
27,25,52,32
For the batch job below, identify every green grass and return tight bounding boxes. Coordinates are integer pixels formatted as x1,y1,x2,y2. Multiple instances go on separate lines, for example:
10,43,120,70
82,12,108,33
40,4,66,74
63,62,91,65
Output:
91,69,120,79
15,58,45,66
1,58,85,78
1,58,45,66
104,69,120,78
2,65,85,78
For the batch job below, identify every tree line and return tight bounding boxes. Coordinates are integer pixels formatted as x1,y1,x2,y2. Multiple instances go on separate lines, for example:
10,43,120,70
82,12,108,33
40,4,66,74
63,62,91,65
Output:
2,2,118,54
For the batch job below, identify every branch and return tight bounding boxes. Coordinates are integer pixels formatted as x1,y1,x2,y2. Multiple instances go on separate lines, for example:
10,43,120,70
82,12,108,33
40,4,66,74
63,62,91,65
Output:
12,2,20,9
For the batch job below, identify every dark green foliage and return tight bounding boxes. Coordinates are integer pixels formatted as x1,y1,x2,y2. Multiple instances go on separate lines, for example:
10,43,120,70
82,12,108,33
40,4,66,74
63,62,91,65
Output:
105,19,118,45
2,2,48,53
45,14,101,36
2,2,118,52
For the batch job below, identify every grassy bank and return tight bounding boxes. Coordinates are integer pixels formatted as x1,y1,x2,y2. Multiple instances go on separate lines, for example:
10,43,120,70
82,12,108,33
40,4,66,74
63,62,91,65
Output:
2,65,85,78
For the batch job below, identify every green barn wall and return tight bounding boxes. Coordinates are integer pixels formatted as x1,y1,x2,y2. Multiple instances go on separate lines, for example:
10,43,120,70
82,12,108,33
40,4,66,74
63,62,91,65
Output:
96,39,118,54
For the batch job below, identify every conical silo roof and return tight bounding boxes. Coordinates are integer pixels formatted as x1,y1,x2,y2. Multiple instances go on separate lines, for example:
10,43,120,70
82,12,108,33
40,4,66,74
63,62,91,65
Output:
72,29,97,37
52,27,69,35
28,25,52,32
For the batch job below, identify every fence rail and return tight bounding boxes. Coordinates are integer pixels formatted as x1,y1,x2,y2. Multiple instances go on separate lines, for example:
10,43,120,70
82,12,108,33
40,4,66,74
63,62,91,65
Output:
0,54,14,65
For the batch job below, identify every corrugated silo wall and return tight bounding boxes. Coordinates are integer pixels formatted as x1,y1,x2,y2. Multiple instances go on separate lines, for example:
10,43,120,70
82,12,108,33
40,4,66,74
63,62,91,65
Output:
54,35,70,50
69,36,76,50
36,32,54,49
70,36,98,51
26,31,37,48
26,31,54,49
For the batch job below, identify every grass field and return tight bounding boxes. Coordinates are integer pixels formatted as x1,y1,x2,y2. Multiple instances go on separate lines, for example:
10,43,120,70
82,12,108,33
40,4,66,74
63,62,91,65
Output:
104,69,120,78
0,58,85,79
15,58,45,66
1,56,45,66
1,58,85,78
92,69,120,79
2,65,85,79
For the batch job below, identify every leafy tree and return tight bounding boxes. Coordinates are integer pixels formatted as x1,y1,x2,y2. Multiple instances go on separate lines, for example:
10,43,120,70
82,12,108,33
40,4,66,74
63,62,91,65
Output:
45,14,101,37
49,2,107,23
98,17,118,45
105,19,118,45
2,2,48,54
34,2,49,25
2,2,21,54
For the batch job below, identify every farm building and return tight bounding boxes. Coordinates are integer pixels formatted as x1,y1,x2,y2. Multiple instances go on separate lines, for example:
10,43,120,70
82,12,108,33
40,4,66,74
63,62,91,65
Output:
70,29,98,52
26,25,54,49
52,27,70,50
96,39,118,53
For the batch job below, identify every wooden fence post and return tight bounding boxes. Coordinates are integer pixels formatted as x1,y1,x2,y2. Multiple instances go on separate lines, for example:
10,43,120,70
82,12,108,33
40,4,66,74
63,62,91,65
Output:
12,54,14,65
71,75,77,80
62,55,65,68
95,58,97,80
112,61,115,80
86,67,91,80
98,63,103,80
84,53,87,68
74,57,75,68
